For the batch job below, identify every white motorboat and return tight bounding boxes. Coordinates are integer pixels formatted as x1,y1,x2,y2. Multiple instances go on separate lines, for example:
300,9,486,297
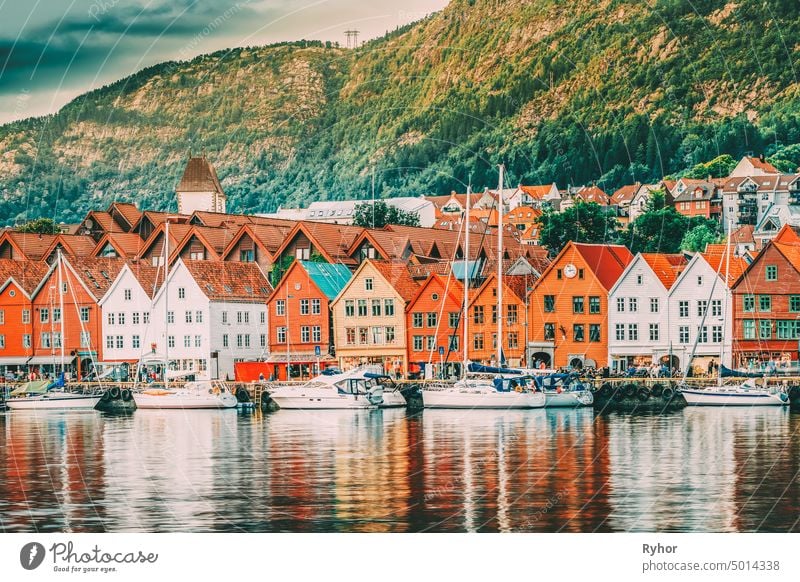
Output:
132,380,238,409
423,374,545,409
534,373,594,408
269,368,385,409
679,380,788,407
5,391,102,410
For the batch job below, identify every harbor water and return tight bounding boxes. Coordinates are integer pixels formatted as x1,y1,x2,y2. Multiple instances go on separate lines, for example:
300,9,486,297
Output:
1,407,799,532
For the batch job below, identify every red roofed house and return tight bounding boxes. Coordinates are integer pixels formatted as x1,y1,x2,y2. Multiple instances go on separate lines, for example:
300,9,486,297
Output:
0,260,49,377
527,242,634,369
671,178,722,220
176,155,227,215
330,260,419,377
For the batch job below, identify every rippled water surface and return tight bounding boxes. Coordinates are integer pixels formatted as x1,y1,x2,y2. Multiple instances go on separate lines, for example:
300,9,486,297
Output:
2,407,799,532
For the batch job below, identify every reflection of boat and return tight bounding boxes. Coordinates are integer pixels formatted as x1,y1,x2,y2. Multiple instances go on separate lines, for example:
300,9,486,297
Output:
532,373,594,408
680,380,788,407
269,367,384,409
132,380,238,409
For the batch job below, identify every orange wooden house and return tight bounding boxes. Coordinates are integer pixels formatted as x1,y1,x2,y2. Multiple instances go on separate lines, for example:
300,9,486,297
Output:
0,260,49,376
527,242,633,369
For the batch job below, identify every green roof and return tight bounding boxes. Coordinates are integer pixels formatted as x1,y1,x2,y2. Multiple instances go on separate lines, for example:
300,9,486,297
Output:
300,261,352,300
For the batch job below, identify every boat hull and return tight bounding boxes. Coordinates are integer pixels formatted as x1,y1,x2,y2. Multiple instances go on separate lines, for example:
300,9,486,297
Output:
379,390,407,408
5,393,102,410
544,391,594,408
681,388,787,406
422,390,545,409
132,393,238,409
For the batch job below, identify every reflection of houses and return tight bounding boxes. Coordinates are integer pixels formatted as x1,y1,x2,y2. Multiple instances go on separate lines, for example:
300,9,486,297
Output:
331,260,419,377
0,260,50,376
608,253,688,373
732,225,800,368
528,242,633,369
266,260,350,380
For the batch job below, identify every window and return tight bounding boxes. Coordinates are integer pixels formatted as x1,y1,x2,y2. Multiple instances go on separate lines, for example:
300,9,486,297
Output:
22,309,31,324
384,299,394,316
679,326,689,344
0,335,4,349
344,300,354,317
244,335,251,348
80,332,90,347
615,323,625,341
711,299,722,317
759,320,771,340
107,311,115,325
508,332,519,349
650,298,659,313
649,324,659,342
276,327,286,343
743,320,755,339
473,305,484,324
106,335,113,350
358,300,368,317
697,276,703,286
178,287,185,299
544,295,555,312
449,312,459,328
712,325,723,343
124,289,132,301
346,328,356,345
557,269,562,279
276,300,286,316
236,334,244,348
296,247,310,260
132,312,140,325
23,334,32,348
51,308,61,323
636,274,643,285
473,333,484,350
743,295,755,312
578,268,584,279
301,326,310,343
427,312,437,327
413,336,423,351
617,297,625,312
168,336,175,348
237,311,243,324
412,313,423,328
300,299,309,315
167,311,174,324
589,297,600,314
766,265,778,281
143,312,149,324
40,308,49,323
116,336,123,349
759,295,771,312
544,323,555,341
0,310,3,325
222,311,229,324
697,326,708,343
240,249,254,262
197,311,204,323
133,335,140,349
491,305,497,324
184,335,191,348
573,296,584,314
791,296,800,313
372,299,382,317
385,326,395,343
629,298,638,313
312,326,321,343
359,328,369,345
573,324,585,342
506,304,518,324
589,324,600,343
697,300,707,317
194,335,201,347
427,336,436,351
677,300,688,318
311,299,321,315
365,278,374,291
185,311,193,324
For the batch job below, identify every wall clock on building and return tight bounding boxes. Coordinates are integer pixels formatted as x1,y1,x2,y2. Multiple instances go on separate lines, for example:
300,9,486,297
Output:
564,264,577,278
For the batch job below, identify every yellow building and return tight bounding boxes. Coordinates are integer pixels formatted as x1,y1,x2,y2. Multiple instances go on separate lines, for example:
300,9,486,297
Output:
330,260,419,378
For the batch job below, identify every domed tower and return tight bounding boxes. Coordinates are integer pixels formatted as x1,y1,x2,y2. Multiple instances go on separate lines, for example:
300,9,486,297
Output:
176,154,227,215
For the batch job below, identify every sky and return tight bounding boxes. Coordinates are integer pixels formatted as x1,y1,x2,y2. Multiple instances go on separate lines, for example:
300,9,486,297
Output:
0,0,449,124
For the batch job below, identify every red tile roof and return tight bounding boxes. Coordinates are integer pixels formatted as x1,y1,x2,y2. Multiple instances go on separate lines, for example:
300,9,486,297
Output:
747,156,780,174
63,257,127,301
0,259,50,295
367,260,419,302
1,232,60,261
639,253,689,289
731,224,755,245
573,243,635,290
611,183,641,205
574,185,609,205
182,260,272,302
125,260,164,299
519,185,554,200
177,156,225,194
108,202,142,229
94,233,147,258
701,246,748,288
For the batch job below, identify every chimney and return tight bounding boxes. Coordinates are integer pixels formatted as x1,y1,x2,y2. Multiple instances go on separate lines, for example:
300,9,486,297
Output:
759,154,765,162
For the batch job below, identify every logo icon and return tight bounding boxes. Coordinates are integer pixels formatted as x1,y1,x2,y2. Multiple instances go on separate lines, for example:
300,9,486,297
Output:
20,542,46,570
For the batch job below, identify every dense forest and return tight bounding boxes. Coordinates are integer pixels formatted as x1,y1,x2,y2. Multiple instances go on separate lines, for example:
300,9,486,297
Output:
2,0,800,223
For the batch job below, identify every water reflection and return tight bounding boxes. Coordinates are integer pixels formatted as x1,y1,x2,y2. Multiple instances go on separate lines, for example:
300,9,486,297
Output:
1,407,799,532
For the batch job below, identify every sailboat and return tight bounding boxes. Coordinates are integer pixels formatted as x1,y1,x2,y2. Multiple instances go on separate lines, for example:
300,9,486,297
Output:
679,222,788,407
5,251,102,411
132,217,237,410
422,167,545,409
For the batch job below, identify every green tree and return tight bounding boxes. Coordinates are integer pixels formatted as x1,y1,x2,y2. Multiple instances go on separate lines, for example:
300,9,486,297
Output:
682,154,737,179
352,200,420,228
622,206,688,254
536,202,619,256
16,217,60,234
680,222,723,252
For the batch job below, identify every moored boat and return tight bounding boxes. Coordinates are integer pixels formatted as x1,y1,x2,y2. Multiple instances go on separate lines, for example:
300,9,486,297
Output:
679,380,788,407
269,367,385,409
132,380,238,409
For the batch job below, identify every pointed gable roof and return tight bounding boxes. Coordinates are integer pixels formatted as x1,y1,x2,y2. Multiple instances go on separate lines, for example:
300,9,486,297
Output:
367,260,419,303
700,245,748,288
0,259,50,297
571,243,634,290
177,155,225,195
639,253,689,290
92,233,146,258
406,272,464,312
33,257,126,302
299,260,352,300
611,183,641,205
98,260,164,304
0,231,59,261
182,260,272,302
108,202,142,231
42,234,97,261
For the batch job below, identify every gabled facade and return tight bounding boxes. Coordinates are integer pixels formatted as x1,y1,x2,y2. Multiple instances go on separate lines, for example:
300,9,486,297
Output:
331,260,418,377
266,260,351,380
608,253,687,372
176,155,227,215
0,260,49,375
0,231,59,261
527,242,633,369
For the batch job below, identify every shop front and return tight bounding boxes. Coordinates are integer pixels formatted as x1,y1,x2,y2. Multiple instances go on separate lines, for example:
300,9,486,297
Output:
267,352,337,381
338,354,406,379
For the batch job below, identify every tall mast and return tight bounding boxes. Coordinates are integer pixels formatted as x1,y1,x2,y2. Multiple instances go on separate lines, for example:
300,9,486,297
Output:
496,164,504,367
164,219,170,389
718,219,733,386
463,181,471,375
57,249,65,375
